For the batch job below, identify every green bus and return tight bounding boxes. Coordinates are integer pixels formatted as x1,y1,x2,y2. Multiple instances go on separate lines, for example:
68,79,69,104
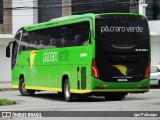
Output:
6,13,150,102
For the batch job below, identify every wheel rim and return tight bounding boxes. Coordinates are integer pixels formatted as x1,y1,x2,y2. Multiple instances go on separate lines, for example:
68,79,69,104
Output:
22,82,27,92
65,83,70,98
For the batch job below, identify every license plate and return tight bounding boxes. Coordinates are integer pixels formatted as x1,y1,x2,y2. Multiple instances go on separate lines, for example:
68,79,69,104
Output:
118,79,128,82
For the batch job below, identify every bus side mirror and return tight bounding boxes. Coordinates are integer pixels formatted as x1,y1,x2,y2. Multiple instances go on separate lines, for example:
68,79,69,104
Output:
6,45,10,57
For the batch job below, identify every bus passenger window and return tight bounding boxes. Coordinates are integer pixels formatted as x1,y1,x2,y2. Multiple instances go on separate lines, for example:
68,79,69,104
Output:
39,40,44,49
34,41,37,45
62,37,69,47
40,40,44,45
75,35,81,42
75,35,82,46
20,45,26,51
57,38,62,47
50,39,57,48
83,40,89,46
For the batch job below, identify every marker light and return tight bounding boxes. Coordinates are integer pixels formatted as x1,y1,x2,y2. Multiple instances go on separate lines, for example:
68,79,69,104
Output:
144,60,150,78
92,59,99,78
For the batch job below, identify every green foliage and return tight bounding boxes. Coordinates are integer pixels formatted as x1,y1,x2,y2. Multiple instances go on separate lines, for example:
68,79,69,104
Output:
0,98,16,106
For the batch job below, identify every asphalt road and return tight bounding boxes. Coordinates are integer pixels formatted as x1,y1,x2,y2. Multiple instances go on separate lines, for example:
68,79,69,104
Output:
0,89,160,120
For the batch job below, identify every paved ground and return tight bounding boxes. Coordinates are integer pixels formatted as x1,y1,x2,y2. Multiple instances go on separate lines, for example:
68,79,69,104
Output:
0,89,160,120
0,89,160,111
0,82,15,91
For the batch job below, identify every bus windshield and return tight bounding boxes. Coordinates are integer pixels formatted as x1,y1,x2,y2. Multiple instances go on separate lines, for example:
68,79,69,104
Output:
96,17,149,41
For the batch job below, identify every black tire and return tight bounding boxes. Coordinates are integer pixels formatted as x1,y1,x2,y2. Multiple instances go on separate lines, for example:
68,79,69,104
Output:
63,79,73,102
105,93,125,101
77,95,85,101
19,78,35,96
58,92,64,96
158,81,160,89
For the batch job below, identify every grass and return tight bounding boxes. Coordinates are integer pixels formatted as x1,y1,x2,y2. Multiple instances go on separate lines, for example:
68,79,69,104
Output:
0,98,16,106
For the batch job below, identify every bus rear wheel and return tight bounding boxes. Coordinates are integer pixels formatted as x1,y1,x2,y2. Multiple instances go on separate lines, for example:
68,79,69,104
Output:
19,78,35,96
105,93,125,101
63,79,73,102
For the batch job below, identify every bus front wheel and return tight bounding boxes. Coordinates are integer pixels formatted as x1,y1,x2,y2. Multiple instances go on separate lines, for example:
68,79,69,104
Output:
19,78,35,96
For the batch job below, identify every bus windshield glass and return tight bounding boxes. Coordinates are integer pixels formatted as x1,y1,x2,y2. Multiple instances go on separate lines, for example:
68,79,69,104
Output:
96,17,149,41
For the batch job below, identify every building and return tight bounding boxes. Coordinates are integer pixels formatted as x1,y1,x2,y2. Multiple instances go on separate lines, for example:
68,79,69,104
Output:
0,0,159,82
141,0,160,65
0,0,13,82
0,0,71,82
0,0,39,82
67,0,160,65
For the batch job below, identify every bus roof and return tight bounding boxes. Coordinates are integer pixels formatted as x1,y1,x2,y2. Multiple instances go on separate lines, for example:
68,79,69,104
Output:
96,12,144,17
23,12,144,31
24,13,95,31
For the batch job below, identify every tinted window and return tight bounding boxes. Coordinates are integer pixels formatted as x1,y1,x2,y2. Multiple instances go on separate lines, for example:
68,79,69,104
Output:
12,33,21,69
96,17,149,41
151,66,160,73
21,21,90,51
60,21,90,47
0,0,3,24
146,0,160,20
38,0,62,23
72,0,130,14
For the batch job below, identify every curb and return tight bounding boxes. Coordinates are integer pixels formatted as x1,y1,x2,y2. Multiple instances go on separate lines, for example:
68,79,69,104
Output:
0,88,18,91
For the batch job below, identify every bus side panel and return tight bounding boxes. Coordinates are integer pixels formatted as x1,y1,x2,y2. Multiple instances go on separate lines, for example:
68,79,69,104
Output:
12,51,28,88
24,46,91,91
